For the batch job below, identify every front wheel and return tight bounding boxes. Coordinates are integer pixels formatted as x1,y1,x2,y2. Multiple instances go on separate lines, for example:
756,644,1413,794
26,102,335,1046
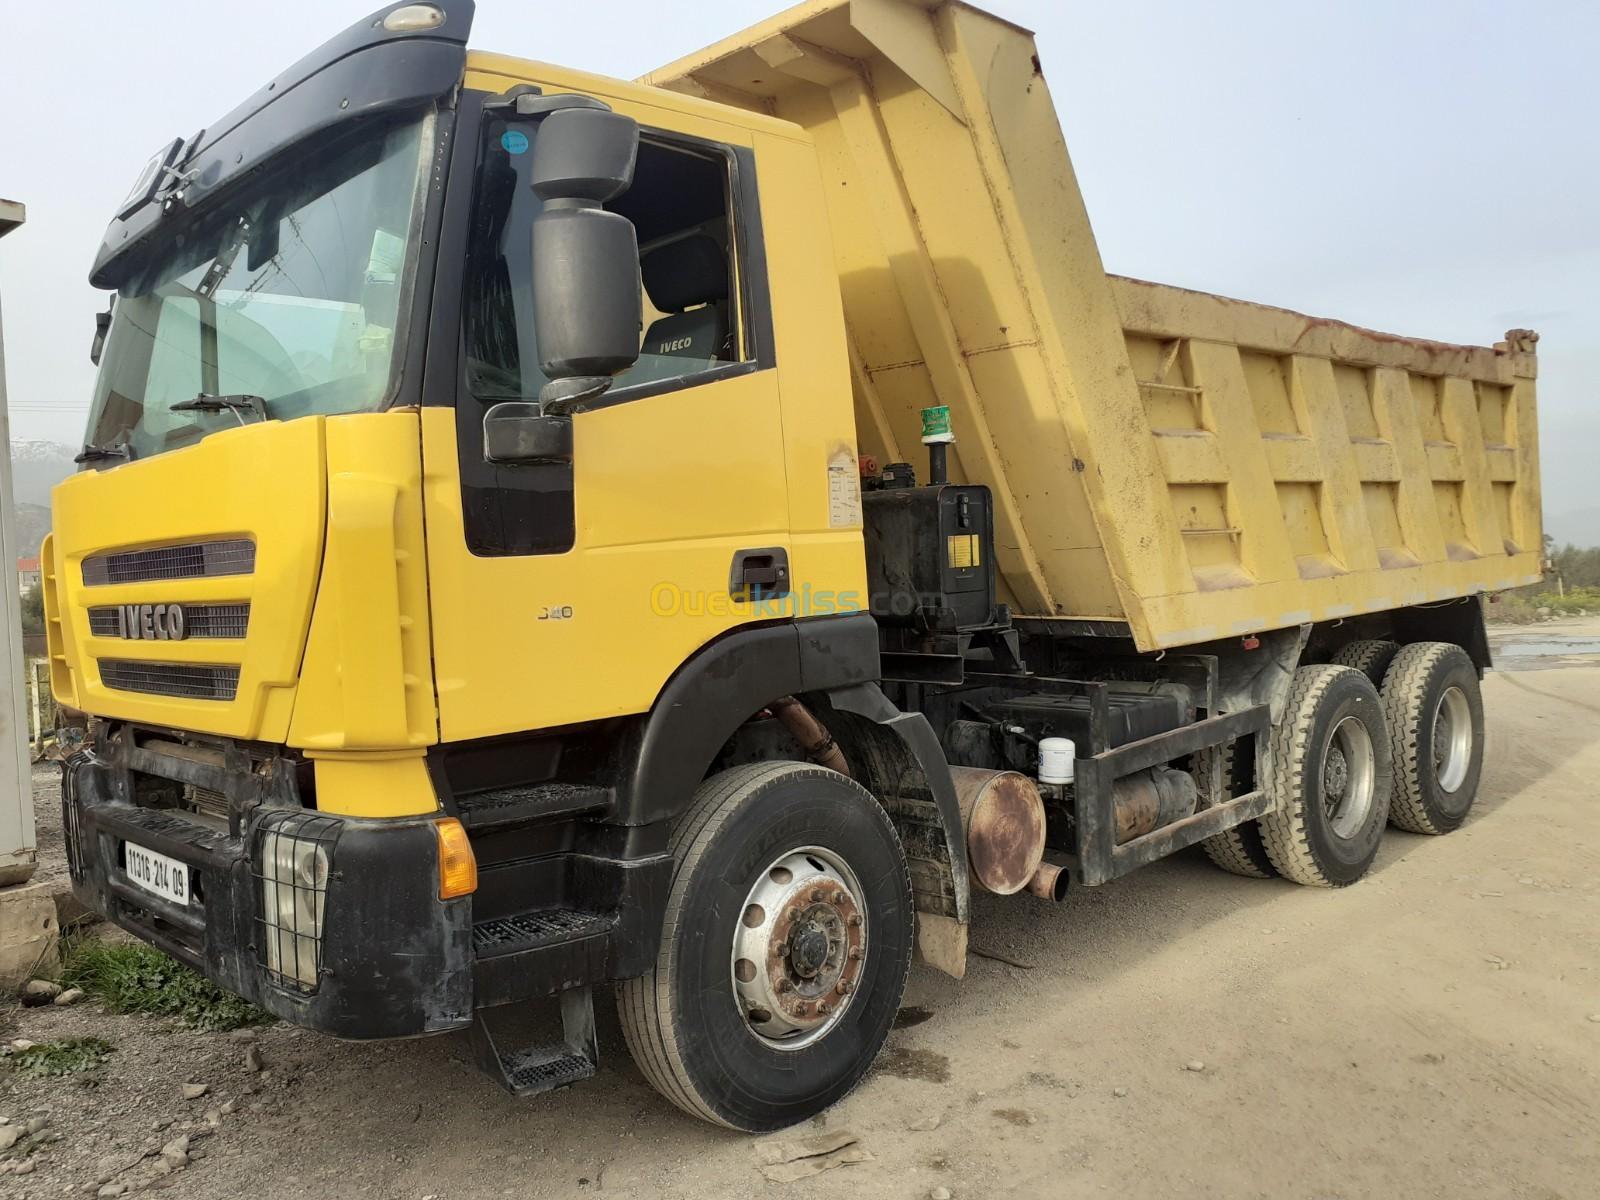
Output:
618,762,913,1131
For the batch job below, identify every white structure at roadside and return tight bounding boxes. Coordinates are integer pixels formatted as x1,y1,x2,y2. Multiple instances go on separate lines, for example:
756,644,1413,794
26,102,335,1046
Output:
0,198,36,887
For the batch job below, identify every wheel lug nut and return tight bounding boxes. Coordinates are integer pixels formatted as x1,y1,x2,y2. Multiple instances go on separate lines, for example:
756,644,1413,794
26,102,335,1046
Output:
849,947,862,960
817,1001,831,1014
837,980,852,995
778,979,793,993
794,1002,809,1016
847,914,862,928
811,888,824,901
832,890,846,904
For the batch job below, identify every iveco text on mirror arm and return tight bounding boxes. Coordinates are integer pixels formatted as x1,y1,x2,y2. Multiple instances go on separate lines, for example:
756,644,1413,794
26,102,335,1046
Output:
47,0,1538,1132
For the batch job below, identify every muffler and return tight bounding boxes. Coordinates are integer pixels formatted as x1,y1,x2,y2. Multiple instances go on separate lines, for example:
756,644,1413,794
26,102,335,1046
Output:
949,767,1048,896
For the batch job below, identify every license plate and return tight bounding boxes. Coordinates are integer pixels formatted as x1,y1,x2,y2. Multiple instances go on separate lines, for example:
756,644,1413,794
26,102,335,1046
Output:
124,841,191,906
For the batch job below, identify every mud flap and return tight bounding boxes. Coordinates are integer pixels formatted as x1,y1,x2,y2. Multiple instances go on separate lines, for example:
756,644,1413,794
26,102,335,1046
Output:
825,683,970,979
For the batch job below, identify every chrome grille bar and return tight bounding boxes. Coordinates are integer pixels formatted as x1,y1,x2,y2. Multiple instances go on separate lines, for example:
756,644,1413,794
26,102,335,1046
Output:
99,660,241,701
82,539,254,586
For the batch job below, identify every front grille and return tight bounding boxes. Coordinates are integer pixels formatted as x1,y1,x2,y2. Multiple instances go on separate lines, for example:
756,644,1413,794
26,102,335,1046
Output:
88,602,250,640
99,660,241,701
183,784,230,821
83,539,255,586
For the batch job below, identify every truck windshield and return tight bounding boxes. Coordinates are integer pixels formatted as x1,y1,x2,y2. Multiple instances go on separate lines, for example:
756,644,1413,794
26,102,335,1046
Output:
85,114,433,460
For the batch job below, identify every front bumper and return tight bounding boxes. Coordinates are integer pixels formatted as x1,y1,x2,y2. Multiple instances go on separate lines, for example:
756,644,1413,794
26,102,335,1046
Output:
62,747,473,1039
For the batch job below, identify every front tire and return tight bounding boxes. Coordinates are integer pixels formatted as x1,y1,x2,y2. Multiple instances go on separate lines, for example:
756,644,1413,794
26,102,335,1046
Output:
618,762,913,1131
1260,665,1393,887
1380,642,1484,835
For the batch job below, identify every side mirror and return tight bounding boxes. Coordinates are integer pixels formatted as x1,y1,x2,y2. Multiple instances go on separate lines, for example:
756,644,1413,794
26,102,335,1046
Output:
484,402,573,466
528,107,642,411
90,303,114,366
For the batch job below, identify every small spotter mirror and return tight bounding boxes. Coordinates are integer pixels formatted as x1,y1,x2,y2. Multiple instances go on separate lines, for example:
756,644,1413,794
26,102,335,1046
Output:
484,401,574,466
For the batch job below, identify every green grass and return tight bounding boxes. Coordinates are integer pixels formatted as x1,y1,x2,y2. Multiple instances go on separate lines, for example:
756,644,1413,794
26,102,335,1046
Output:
7,1036,115,1078
1491,588,1600,623
60,938,273,1032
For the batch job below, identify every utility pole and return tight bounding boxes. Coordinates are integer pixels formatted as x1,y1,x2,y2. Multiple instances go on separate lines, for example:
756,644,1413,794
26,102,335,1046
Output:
0,198,36,887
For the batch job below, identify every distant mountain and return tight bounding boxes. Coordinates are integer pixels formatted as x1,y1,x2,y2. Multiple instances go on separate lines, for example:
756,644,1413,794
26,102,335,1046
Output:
13,503,51,559
1546,508,1600,551
8,440,76,508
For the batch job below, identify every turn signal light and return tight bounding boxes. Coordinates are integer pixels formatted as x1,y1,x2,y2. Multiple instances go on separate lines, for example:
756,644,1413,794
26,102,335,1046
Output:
434,817,478,899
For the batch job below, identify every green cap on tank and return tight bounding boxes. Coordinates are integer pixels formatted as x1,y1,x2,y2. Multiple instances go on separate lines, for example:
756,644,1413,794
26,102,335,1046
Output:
920,405,954,444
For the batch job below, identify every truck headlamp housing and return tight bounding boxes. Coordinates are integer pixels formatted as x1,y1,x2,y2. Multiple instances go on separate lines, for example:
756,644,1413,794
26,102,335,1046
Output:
254,812,340,992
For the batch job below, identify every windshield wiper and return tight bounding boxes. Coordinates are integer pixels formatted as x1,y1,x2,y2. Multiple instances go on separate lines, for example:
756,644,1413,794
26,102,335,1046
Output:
75,442,133,464
170,392,269,424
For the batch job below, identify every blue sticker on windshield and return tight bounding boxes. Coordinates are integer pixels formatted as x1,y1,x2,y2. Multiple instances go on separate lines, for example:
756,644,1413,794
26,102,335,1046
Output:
500,129,529,155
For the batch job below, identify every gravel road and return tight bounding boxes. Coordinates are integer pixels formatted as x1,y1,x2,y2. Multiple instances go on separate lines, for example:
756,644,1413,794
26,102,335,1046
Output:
4,626,1596,1199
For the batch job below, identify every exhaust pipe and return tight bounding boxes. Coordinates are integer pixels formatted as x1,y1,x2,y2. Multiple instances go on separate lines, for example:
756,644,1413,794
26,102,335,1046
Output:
768,696,851,778
1026,861,1069,902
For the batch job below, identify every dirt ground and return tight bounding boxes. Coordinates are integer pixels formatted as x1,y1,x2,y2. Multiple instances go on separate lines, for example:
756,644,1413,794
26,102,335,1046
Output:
4,621,1598,1200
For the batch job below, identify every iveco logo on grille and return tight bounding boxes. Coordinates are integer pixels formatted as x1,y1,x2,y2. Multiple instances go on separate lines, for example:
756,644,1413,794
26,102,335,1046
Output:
118,603,187,641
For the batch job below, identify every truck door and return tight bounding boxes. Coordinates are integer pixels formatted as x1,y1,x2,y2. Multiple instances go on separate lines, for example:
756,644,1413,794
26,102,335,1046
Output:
420,91,789,743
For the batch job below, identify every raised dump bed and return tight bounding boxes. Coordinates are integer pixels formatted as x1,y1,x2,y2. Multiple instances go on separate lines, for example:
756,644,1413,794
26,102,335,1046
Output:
645,0,1543,650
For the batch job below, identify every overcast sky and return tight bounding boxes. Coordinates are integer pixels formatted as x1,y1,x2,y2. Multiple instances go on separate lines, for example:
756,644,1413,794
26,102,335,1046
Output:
0,0,1594,522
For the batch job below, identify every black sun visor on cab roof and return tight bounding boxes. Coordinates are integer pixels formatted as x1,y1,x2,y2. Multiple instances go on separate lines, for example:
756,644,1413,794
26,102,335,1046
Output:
90,0,476,290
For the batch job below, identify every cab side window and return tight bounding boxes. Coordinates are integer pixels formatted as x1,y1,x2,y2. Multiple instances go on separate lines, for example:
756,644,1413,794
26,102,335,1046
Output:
464,119,755,404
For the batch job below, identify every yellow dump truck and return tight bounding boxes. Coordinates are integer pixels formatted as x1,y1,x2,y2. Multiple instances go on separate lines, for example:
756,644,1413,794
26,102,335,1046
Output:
47,0,1539,1129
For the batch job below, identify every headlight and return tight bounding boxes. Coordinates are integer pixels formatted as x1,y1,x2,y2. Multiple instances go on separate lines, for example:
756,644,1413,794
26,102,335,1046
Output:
256,815,337,992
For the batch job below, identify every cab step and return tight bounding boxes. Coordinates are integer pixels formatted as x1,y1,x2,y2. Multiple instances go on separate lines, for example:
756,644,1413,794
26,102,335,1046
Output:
469,987,598,1097
471,908,617,1008
455,783,610,832
473,908,614,957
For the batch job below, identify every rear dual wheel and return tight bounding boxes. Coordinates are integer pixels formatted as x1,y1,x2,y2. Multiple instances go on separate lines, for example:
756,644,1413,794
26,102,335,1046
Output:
1332,638,1401,686
1200,640,1484,886
1332,638,1486,833
1259,665,1393,887
1197,742,1277,879
1380,642,1484,835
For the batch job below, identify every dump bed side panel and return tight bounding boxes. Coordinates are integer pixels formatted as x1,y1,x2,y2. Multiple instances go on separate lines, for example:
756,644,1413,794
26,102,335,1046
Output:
1111,278,1542,644
647,0,1543,649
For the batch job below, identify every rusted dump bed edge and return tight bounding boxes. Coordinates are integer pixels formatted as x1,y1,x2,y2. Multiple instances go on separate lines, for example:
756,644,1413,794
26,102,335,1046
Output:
1111,276,1537,385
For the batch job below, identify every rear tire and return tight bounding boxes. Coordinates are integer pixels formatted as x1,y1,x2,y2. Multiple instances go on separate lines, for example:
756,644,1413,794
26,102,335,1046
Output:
1196,743,1277,879
1332,639,1400,687
1380,642,1484,835
1260,665,1393,887
618,762,913,1131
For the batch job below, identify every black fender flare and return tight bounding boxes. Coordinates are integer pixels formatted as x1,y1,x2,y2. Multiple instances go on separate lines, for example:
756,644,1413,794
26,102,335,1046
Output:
824,682,970,925
614,614,881,825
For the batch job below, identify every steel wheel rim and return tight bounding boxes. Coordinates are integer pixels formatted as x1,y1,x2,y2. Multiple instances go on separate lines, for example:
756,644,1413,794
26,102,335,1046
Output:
731,845,867,1051
1434,685,1473,792
1323,715,1376,839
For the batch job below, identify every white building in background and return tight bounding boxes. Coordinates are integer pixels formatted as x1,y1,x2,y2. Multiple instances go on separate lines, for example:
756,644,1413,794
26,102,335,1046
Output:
0,197,36,889
16,556,38,594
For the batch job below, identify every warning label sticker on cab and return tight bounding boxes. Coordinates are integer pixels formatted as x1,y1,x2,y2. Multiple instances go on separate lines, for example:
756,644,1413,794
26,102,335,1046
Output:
827,447,862,529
